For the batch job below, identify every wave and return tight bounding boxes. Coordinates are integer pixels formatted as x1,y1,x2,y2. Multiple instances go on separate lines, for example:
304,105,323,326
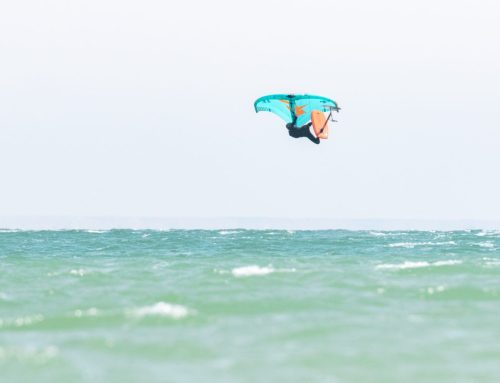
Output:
477,241,495,248
0,314,45,329
433,260,463,266
376,260,462,270
387,241,456,248
369,231,411,237
476,230,500,237
231,265,296,277
73,308,100,318
483,257,500,267
369,231,387,237
425,285,446,295
232,265,274,277
69,269,89,277
130,302,191,319
218,230,241,235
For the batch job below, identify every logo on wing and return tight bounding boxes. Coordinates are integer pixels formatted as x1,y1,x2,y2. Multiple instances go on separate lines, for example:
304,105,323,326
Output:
279,100,307,116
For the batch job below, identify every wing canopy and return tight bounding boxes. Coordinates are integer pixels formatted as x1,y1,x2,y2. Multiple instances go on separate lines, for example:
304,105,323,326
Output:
254,94,338,127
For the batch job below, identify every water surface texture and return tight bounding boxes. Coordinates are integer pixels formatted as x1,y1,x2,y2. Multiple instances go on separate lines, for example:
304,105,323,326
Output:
1,229,499,383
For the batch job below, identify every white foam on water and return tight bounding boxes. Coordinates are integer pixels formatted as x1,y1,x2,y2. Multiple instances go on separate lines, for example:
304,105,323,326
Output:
387,242,418,248
370,231,387,237
376,260,462,270
376,261,430,270
85,230,108,234
387,241,456,248
231,265,296,277
484,259,500,267
219,230,240,235
477,241,495,248
482,257,497,261
69,269,89,277
232,265,275,277
0,314,45,329
476,230,500,237
142,233,150,238
15,314,45,327
425,285,447,295
73,308,100,318
433,260,463,266
132,302,191,319
486,261,500,268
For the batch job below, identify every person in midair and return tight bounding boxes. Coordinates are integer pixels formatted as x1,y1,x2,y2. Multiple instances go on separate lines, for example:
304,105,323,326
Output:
285,115,320,145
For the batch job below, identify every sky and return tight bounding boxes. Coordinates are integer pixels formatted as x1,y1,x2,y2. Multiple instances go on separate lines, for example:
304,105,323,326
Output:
1,0,499,222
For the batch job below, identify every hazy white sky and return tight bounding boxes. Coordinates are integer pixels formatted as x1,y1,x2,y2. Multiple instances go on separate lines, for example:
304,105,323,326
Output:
1,0,499,220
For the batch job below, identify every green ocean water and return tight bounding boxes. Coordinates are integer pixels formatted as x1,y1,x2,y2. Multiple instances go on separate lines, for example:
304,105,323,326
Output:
0,229,499,383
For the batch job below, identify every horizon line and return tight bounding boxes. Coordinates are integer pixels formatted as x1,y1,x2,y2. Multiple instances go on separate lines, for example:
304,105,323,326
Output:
1,216,500,231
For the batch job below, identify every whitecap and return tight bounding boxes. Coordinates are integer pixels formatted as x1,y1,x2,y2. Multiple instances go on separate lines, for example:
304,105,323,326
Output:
476,230,500,237
376,260,462,270
387,242,419,248
232,265,275,277
484,259,500,267
433,260,463,266
370,231,387,237
231,265,296,277
425,285,447,295
482,257,497,261
219,230,240,235
214,268,229,275
1,314,45,328
85,230,108,234
73,308,99,318
376,261,430,270
69,269,88,277
131,302,191,319
387,241,456,248
477,241,495,248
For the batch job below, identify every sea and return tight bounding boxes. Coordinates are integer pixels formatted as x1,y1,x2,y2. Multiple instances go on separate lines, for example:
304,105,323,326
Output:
1,229,499,383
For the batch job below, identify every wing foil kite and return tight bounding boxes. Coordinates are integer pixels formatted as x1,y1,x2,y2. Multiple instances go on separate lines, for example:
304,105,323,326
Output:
254,94,339,127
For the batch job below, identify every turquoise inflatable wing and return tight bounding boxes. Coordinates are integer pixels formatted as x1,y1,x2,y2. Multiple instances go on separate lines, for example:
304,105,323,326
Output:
254,94,339,127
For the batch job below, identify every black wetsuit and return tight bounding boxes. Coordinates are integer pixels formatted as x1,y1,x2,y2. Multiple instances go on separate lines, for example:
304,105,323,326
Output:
286,120,320,144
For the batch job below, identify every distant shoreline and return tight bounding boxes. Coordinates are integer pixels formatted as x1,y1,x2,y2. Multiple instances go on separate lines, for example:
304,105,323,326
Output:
1,216,499,231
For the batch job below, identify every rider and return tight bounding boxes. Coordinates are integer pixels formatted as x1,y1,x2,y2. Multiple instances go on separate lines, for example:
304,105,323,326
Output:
285,115,320,145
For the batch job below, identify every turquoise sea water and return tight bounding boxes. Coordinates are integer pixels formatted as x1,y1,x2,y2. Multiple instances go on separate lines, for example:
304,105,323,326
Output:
1,229,499,383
